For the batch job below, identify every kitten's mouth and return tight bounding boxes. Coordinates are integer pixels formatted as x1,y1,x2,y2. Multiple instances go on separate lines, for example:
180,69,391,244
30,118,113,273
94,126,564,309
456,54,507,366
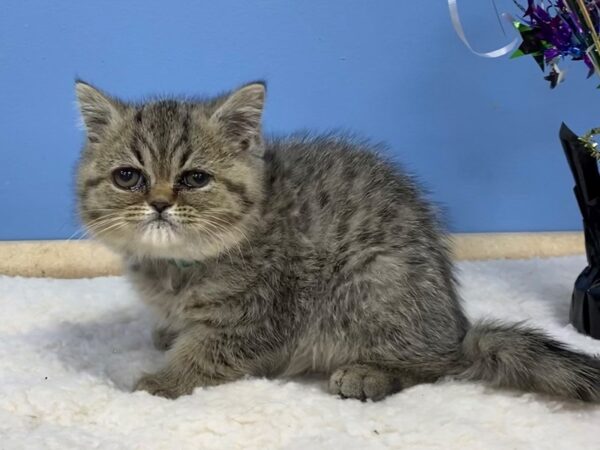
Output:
143,215,179,232
138,216,182,248
148,217,175,227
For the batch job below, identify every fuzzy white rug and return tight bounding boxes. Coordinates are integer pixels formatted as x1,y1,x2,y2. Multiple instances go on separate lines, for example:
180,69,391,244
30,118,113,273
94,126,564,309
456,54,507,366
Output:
2,256,600,450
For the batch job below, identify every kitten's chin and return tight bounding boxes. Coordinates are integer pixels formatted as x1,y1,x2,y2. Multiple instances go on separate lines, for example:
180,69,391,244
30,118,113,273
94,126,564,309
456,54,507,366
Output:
139,221,181,247
115,234,196,260
128,221,191,259
93,221,188,260
92,219,251,261
99,228,221,261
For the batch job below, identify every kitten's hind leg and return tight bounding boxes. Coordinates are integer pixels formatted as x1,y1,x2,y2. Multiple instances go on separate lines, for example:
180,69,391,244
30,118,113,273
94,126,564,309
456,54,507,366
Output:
329,363,420,401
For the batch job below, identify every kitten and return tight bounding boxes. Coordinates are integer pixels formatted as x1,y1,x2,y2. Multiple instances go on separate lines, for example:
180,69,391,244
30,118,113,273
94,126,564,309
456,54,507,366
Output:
76,80,600,401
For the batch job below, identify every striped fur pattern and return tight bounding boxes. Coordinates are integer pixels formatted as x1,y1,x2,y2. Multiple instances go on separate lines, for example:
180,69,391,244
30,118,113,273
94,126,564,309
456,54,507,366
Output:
76,81,600,401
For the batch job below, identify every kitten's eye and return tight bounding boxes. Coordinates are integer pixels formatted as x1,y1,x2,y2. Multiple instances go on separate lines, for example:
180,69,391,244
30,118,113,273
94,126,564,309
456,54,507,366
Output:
180,170,211,189
112,167,144,190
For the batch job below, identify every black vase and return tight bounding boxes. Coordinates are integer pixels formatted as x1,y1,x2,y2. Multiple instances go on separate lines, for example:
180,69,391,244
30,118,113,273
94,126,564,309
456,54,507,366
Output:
560,123,600,339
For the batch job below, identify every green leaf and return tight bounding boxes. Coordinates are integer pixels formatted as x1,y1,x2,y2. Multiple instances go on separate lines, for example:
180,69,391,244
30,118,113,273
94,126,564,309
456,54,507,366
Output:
510,49,526,59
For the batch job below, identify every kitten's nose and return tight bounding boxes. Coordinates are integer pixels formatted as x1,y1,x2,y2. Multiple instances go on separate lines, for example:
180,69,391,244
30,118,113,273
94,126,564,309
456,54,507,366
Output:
150,201,172,213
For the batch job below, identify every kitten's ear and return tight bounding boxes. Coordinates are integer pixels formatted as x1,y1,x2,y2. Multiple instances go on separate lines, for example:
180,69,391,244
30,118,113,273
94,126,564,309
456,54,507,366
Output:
209,82,266,148
75,80,124,143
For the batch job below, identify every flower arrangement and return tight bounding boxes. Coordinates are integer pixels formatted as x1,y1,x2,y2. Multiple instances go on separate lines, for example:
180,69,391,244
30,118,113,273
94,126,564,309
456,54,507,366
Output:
450,0,600,155
511,1,600,87
450,0,600,339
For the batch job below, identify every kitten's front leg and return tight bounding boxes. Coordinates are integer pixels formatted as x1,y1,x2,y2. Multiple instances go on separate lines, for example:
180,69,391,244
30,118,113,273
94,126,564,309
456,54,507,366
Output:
135,326,252,399
151,326,178,351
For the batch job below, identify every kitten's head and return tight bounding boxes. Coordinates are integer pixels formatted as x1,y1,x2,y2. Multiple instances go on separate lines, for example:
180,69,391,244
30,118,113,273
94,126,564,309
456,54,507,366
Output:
75,81,266,260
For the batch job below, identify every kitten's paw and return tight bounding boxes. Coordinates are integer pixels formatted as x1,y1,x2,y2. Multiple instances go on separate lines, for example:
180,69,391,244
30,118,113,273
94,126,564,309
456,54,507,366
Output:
152,327,178,351
329,364,401,401
134,372,192,399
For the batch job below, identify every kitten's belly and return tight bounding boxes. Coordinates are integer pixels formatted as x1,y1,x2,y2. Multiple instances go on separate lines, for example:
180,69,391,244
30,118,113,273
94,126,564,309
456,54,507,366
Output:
282,332,358,376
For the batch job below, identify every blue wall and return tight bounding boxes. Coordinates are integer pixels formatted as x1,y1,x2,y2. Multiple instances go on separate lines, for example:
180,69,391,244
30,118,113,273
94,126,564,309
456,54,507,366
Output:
1,0,598,239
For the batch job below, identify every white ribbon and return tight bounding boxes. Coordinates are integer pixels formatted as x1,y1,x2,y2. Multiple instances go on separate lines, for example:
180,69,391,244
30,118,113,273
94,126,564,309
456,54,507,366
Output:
448,0,521,58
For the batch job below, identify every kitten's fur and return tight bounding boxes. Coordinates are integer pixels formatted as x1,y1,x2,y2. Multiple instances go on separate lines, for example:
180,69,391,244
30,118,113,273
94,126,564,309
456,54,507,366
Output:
76,80,600,401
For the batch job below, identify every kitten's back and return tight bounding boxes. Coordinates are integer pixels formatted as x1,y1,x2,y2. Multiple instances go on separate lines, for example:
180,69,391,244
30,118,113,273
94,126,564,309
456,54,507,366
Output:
262,134,451,269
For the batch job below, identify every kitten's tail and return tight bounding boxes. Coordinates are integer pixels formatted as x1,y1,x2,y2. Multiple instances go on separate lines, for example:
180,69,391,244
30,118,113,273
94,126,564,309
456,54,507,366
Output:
458,320,600,401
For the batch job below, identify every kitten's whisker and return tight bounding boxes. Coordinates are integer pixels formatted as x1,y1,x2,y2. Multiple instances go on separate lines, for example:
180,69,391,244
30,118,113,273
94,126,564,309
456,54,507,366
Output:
65,225,89,241
85,218,122,232
86,217,128,236
94,221,128,236
192,225,230,262
201,212,256,256
182,213,255,268
84,212,126,228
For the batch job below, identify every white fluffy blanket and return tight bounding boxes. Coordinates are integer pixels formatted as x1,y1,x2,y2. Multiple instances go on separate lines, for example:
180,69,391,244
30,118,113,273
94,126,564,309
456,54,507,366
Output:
2,256,600,449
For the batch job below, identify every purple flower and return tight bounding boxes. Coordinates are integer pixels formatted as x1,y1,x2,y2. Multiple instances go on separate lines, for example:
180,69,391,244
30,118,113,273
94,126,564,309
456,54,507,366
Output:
513,0,600,84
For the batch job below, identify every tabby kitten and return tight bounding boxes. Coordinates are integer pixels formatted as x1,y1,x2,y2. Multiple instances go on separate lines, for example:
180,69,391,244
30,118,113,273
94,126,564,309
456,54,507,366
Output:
76,80,600,401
